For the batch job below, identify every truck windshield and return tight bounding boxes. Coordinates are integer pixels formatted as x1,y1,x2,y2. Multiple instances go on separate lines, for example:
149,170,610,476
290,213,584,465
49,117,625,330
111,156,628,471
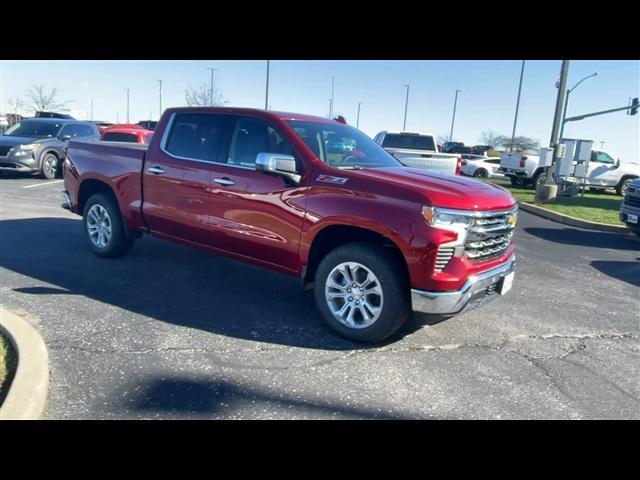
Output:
286,121,401,169
383,134,436,151
3,121,64,138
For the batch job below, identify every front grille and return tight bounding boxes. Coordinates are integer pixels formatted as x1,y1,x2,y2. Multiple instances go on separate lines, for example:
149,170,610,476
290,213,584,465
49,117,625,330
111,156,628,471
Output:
434,246,455,272
624,195,640,208
465,210,516,262
0,146,12,156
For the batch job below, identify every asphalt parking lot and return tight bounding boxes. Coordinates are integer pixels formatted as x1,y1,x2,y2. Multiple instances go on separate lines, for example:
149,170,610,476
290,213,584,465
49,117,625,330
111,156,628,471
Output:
1,172,638,419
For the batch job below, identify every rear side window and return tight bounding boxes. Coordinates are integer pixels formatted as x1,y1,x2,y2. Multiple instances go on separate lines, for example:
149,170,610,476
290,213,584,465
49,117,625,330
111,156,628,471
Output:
102,132,138,143
382,134,436,151
165,114,226,162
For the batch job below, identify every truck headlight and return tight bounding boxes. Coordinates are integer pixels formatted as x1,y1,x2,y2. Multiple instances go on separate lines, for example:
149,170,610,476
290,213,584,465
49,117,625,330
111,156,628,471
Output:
421,206,472,227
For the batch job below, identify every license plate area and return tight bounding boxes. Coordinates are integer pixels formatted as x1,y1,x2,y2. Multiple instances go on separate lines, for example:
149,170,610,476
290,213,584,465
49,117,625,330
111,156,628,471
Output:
628,214,638,224
499,272,515,295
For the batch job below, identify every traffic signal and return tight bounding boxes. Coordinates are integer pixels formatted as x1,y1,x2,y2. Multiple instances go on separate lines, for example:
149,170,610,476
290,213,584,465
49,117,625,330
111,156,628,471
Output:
629,97,639,116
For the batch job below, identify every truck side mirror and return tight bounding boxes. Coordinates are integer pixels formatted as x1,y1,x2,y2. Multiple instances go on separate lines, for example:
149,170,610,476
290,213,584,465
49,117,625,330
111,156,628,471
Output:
256,152,301,184
60,134,72,141
615,159,621,168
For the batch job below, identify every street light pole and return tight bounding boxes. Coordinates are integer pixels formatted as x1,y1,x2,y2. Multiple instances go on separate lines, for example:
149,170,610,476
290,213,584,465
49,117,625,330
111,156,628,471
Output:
449,89,461,142
510,60,525,152
90,100,94,121
356,102,362,129
126,89,130,123
265,60,270,110
559,71,598,140
157,79,163,119
207,67,218,106
403,84,410,131
330,76,335,118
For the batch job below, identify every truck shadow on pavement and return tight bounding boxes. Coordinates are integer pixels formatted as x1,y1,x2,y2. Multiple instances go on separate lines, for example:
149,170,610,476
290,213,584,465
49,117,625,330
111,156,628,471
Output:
590,261,640,287
0,217,423,350
128,377,421,419
524,227,639,251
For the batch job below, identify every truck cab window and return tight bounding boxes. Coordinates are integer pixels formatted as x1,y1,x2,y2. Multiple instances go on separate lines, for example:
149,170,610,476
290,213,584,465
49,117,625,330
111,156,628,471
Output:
165,114,225,162
227,118,296,168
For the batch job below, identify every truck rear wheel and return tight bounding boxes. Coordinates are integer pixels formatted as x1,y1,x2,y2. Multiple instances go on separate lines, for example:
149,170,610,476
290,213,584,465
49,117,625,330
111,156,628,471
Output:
616,176,635,196
82,192,134,258
313,242,411,343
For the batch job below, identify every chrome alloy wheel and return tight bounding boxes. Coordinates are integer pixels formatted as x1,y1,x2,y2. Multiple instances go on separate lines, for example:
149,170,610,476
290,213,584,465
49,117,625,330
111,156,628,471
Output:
325,262,384,329
86,204,112,248
43,154,57,177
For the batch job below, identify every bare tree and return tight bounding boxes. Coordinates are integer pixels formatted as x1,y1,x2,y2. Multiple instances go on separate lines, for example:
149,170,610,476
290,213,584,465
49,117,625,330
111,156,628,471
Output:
478,130,503,148
507,135,540,152
184,83,227,107
24,85,73,113
436,134,450,145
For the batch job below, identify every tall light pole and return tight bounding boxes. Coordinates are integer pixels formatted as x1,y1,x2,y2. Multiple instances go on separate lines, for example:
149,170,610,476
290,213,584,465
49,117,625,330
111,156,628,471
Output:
356,102,362,129
207,67,218,106
126,89,130,123
600,140,605,149
330,76,335,118
449,89,461,142
265,60,270,110
403,84,410,131
90,100,94,121
327,99,332,118
157,79,163,119
509,60,525,152
559,71,598,140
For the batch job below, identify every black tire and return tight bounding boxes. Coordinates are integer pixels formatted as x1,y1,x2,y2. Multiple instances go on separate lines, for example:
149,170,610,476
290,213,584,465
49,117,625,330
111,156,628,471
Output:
82,192,134,258
532,170,547,189
40,152,60,179
473,168,488,178
313,242,411,343
510,177,524,187
616,176,636,196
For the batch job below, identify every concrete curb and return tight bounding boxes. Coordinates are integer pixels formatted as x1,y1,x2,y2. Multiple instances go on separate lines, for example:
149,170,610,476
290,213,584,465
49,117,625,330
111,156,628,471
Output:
519,202,630,234
0,306,49,420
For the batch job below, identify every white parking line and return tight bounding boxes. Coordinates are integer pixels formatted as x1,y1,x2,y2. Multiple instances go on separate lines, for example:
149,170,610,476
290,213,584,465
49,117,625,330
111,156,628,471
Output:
23,180,64,189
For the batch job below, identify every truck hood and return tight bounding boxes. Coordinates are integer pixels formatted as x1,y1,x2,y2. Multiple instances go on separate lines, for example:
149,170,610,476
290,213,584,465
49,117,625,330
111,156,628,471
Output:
355,167,516,211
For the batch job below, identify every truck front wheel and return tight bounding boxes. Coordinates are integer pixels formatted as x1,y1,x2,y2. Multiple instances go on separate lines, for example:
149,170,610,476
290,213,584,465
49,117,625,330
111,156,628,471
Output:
314,243,411,343
82,193,134,258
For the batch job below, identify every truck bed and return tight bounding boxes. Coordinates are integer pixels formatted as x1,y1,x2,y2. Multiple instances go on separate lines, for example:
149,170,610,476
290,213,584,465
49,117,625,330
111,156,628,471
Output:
65,139,146,223
386,148,459,175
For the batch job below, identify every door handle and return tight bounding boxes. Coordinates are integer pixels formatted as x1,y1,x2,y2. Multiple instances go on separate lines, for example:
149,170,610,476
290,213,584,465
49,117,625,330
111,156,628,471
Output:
213,177,235,186
148,166,165,175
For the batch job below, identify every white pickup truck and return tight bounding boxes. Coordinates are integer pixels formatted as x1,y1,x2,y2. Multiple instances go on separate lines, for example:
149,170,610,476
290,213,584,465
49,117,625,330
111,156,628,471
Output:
373,131,461,175
500,148,639,196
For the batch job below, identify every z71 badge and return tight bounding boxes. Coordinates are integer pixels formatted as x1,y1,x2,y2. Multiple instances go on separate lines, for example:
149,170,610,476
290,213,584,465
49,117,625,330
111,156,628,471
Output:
316,174,348,184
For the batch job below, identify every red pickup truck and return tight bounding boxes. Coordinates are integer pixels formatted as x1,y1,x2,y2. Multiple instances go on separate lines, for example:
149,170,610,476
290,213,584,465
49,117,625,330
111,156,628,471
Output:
62,107,517,343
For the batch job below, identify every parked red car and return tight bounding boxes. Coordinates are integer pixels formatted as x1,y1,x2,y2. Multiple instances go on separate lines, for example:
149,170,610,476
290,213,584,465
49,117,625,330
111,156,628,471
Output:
62,107,517,342
100,124,153,144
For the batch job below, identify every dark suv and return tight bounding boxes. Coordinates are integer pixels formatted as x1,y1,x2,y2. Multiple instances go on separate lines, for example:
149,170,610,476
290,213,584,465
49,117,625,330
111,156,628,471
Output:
0,118,99,178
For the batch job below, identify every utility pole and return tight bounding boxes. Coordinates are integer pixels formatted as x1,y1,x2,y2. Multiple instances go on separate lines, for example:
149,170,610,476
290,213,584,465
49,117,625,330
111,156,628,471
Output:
510,60,525,152
126,89,130,123
265,60,270,110
90,100,94,121
356,102,362,129
535,60,570,203
449,89,461,142
330,76,335,118
403,84,410,131
157,79,163,119
207,67,218,106
327,99,332,118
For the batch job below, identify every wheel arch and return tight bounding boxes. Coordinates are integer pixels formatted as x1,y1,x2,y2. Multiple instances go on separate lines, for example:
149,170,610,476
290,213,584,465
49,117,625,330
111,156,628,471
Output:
302,223,410,289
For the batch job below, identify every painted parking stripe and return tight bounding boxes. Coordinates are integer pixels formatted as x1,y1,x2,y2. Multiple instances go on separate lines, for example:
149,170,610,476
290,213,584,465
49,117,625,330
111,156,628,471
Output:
23,180,64,189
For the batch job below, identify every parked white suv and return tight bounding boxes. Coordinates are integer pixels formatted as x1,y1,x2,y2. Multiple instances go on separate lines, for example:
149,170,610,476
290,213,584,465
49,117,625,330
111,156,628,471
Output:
373,131,461,175
500,148,639,196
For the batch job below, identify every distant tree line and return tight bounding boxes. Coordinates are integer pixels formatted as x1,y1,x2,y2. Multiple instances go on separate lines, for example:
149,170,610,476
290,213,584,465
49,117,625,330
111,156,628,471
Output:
479,130,540,152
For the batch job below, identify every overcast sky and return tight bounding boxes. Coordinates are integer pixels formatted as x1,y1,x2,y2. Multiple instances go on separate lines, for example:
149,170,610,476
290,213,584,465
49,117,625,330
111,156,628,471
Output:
1,60,638,162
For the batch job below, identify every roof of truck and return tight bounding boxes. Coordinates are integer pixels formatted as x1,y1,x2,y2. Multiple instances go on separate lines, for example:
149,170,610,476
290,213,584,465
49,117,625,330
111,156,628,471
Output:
165,107,339,125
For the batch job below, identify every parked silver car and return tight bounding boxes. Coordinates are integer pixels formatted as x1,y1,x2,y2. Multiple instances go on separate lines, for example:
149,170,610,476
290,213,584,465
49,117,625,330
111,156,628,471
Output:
620,177,640,235
0,118,99,178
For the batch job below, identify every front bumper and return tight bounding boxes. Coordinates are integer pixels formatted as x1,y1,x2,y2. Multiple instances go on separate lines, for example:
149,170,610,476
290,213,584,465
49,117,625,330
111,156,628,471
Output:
411,253,516,315
0,153,38,172
620,201,640,231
